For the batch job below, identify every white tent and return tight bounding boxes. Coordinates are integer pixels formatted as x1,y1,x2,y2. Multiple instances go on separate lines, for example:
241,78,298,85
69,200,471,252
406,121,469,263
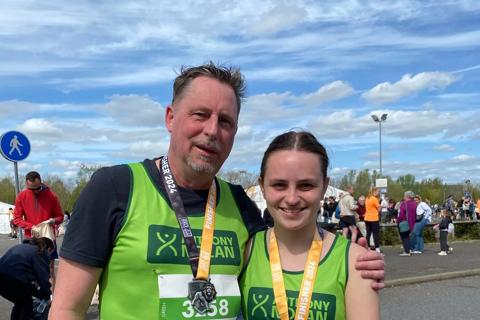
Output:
0,201,15,214
324,186,347,200
0,201,14,234
245,185,347,217
245,185,267,214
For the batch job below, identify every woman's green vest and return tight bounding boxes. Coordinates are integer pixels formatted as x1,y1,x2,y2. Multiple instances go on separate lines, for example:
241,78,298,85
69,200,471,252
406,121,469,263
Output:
239,230,349,320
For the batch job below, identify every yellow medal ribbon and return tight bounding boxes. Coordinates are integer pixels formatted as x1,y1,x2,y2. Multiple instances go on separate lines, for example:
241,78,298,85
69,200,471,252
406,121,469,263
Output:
196,181,217,280
269,228,323,320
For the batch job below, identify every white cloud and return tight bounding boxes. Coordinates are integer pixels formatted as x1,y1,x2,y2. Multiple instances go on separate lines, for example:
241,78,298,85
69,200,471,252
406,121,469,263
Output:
104,95,165,127
359,153,479,184
54,66,176,89
49,159,84,171
453,154,474,161
434,144,455,152
299,81,354,106
17,118,63,137
362,72,457,104
382,109,474,138
236,126,253,139
0,100,40,119
247,3,307,36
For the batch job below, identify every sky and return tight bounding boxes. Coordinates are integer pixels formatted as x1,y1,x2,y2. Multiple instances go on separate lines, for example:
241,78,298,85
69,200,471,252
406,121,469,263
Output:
0,0,479,186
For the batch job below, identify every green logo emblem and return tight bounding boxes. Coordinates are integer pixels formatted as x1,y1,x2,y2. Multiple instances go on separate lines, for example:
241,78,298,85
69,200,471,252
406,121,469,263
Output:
147,225,241,265
247,287,337,319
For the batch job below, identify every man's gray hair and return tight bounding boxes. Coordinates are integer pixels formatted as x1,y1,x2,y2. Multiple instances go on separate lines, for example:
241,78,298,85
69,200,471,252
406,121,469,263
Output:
172,62,245,113
404,190,415,199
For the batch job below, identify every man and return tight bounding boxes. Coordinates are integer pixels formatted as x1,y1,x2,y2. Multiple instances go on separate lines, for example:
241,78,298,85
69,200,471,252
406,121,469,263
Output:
12,171,64,286
50,63,385,319
8,207,18,239
339,185,359,242
445,195,456,217
462,196,475,221
411,195,432,254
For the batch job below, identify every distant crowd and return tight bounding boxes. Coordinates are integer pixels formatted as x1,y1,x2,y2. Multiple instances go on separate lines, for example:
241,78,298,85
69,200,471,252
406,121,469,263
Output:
319,192,478,225
264,187,479,257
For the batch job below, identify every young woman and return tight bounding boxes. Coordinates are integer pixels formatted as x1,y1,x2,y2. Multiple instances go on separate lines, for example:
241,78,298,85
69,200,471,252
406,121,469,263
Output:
364,187,381,253
0,237,54,320
240,131,379,320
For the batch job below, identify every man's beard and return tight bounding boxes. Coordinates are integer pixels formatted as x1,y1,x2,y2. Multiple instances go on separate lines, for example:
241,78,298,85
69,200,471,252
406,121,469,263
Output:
186,138,223,175
186,154,219,175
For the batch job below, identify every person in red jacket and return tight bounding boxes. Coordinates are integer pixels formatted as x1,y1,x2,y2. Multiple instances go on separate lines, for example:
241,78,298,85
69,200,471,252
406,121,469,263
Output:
13,171,64,290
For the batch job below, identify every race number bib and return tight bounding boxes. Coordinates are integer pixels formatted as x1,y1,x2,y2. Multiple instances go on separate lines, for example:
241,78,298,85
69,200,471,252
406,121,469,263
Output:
158,274,240,319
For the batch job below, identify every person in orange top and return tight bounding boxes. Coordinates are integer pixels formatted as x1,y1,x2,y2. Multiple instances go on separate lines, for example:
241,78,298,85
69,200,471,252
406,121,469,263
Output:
476,199,480,220
364,187,381,253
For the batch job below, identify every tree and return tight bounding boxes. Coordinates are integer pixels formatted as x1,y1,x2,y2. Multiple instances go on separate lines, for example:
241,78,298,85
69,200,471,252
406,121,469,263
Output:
66,164,102,213
385,177,404,202
44,175,71,212
0,177,16,204
219,170,258,189
76,164,101,184
396,174,416,192
354,169,372,197
338,170,356,191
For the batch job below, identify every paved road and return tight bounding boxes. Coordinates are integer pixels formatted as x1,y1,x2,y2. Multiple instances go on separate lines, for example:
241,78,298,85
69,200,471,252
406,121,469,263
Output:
380,275,480,320
382,239,480,286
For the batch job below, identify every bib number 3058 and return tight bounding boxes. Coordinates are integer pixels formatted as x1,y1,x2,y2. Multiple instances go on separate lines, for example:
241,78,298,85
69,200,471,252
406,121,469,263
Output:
182,299,229,318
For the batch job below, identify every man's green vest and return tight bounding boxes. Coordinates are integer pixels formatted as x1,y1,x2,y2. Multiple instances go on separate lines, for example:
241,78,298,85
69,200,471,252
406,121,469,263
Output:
99,162,250,319
239,230,349,320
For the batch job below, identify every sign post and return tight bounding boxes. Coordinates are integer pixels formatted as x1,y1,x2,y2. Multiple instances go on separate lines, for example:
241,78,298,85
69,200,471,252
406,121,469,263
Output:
1,130,31,242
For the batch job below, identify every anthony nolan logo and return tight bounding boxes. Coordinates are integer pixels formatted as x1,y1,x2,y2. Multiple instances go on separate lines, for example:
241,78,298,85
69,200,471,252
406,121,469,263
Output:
247,287,336,320
147,225,241,265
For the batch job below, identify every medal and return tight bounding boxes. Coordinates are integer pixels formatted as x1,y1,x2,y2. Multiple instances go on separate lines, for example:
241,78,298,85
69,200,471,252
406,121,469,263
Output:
188,279,217,314
160,157,218,315
269,229,323,320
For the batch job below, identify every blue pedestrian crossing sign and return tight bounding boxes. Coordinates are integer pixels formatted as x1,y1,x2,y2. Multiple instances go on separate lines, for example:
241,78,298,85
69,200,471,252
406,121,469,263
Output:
0,131,31,162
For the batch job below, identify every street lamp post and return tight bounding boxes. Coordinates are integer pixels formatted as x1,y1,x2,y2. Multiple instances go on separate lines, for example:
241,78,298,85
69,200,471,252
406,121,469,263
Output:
371,113,388,177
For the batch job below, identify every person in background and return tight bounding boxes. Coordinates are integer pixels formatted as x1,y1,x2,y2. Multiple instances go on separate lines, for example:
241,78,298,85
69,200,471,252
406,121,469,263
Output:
63,210,71,231
355,195,367,239
435,210,453,256
0,237,54,320
462,196,475,221
397,191,417,257
476,198,480,220
458,197,465,220
322,196,337,223
339,185,359,242
239,131,379,320
12,171,64,289
364,187,381,253
8,207,18,239
444,195,456,218
386,198,397,224
411,195,432,254
380,196,389,223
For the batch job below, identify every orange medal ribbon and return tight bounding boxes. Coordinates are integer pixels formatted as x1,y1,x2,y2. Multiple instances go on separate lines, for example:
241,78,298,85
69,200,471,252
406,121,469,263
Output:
269,229,323,320
196,182,217,280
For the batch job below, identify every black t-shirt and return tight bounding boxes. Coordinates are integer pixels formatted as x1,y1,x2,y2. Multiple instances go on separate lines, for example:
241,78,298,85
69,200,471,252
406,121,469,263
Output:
60,158,265,268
